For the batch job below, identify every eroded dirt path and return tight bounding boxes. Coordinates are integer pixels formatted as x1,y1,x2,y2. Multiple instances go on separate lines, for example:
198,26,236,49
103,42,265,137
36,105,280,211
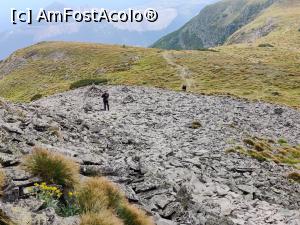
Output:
163,52,195,89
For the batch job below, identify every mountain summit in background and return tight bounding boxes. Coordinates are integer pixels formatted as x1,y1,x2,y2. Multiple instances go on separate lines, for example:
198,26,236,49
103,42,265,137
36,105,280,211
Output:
0,0,217,60
151,0,297,50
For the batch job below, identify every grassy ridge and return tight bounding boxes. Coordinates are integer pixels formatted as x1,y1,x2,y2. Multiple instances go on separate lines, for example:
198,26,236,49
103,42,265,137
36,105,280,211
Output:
0,42,181,102
172,45,300,107
227,0,300,48
0,40,299,107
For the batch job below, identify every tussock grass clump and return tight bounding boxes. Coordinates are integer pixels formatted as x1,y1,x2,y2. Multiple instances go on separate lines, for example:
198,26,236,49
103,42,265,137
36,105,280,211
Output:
77,177,154,225
21,149,154,223
117,203,154,225
248,150,267,162
80,211,124,225
0,170,6,194
225,148,236,154
23,147,79,188
254,141,271,152
278,138,288,145
258,43,274,47
235,138,300,170
0,210,15,225
30,94,43,102
70,79,108,90
77,177,124,213
243,138,256,146
287,171,300,183
190,121,202,129
196,48,219,52
0,99,5,107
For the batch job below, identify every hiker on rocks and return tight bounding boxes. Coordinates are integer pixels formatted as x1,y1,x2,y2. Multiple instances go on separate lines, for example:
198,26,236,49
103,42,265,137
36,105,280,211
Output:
182,84,187,92
101,90,110,111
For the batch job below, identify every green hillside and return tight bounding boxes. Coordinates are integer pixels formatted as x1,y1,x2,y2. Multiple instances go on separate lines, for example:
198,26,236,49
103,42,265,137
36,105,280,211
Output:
152,0,277,50
0,39,299,107
0,0,299,108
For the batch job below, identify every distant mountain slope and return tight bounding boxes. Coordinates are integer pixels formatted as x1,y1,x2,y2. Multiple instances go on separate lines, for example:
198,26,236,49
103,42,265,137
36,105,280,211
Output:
226,0,300,48
152,0,277,50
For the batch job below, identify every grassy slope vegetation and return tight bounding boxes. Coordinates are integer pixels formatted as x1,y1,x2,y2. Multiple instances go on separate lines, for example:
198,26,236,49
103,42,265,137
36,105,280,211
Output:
151,0,276,50
0,42,180,102
227,0,300,48
0,1,299,107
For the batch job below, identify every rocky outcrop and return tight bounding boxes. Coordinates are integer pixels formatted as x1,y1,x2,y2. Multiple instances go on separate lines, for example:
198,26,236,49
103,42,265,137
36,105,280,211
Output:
0,86,299,225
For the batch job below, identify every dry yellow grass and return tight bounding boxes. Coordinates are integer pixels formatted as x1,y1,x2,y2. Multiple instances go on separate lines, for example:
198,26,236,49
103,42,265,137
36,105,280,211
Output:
77,177,125,213
0,170,5,194
19,148,154,224
287,171,300,183
0,210,15,225
80,211,124,225
22,147,80,188
117,202,155,225
77,177,154,225
229,137,300,170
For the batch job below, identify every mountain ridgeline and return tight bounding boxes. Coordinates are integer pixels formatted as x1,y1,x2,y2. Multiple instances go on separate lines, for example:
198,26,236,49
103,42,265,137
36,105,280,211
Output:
152,0,277,50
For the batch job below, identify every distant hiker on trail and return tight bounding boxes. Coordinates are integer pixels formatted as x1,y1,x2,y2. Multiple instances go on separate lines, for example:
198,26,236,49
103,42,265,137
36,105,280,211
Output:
102,90,110,111
182,84,187,92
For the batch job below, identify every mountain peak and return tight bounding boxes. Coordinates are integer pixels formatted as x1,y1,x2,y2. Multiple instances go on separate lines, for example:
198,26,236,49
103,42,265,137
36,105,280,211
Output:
152,0,280,50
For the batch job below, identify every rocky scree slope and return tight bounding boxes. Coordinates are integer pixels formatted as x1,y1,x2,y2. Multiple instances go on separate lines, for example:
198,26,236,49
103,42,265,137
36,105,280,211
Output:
0,86,299,225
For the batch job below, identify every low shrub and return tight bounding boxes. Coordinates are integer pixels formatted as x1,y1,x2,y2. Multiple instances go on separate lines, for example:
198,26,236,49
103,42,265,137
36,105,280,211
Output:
70,78,108,90
278,138,288,145
191,121,202,129
258,43,274,48
80,211,124,225
117,202,154,225
30,94,43,101
287,171,300,183
23,147,80,188
196,48,219,52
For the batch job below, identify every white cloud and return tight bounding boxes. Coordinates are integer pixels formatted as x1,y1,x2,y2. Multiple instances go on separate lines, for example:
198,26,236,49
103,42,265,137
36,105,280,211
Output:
112,8,178,31
33,23,81,41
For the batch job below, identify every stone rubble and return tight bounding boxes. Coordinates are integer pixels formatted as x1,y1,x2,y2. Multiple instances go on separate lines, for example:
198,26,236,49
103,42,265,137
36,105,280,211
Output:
0,85,299,225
